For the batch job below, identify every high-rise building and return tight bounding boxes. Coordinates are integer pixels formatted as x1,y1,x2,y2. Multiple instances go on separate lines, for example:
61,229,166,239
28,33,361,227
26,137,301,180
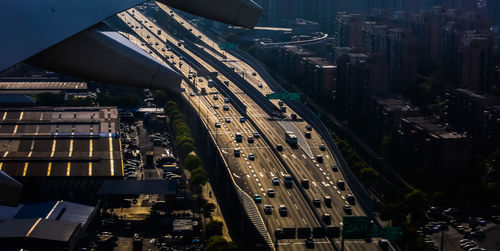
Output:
334,13,364,47
386,28,418,93
459,32,494,93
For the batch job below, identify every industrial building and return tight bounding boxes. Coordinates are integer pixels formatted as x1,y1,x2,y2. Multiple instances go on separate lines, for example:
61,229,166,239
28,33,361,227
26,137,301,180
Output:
0,200,96,251
0,107,123,200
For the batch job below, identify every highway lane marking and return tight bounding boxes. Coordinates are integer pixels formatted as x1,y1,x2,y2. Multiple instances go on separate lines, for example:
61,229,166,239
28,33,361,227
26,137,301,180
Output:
282,154,287,159
302,154,306,159
312,181,318,187
322,181,330,187
1,111,6,120
302,218,307,224
287,191,291,197
326,176,330,180
291,154,297,159
316,164,320,167
330,181,334,184
323,172,327,176
337,191,341,194
334,185,338,189
259,172,264,177
319,168,323,171
326,154,330,159
294,204,299,210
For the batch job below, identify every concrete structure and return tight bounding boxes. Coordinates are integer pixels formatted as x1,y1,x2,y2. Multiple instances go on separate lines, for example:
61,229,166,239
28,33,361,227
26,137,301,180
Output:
334,13,364,47
0,81,87,95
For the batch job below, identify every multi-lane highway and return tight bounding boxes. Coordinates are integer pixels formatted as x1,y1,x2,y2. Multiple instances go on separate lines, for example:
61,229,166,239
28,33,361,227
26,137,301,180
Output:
117,7,380,251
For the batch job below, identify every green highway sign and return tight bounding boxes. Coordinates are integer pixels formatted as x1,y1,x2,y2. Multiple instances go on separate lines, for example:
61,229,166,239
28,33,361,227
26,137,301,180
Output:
342,216,403,240
218,43,236,50
342,216,375,239
265,92,300,101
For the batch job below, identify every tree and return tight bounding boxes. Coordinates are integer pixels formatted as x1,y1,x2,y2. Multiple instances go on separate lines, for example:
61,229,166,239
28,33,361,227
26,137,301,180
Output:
175,135,194,148
184,154,202,171
405,189,428,208
34,92,65,106
180,142,194,158
203,203,216,218
205,221,223,238
359,167,378,186
205,235,237,251
189,168,208,187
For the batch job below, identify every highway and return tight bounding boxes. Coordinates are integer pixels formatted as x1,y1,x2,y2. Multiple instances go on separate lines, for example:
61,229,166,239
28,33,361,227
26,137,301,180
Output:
118,7,381,251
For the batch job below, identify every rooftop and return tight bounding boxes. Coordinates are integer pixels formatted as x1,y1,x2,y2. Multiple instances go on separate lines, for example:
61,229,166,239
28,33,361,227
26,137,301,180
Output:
403,117,465,139
0,107,122,177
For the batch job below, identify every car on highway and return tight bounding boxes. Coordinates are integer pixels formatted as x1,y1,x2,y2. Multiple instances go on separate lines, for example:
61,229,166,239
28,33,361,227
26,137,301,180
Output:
312,199,321,208
267,189,275,197
233,148,240,157
254,194,262,203
248,153,255,161
301,179,309,188
346,194,356,204
215,122,220,128
224,97,230,103
324,196,332,207
258,82,263,88
305,131,311,138
378,239,390,250
319,144,326,151
322,214,332,224
278,205,288,217
223,104,229,111
213,95,218,100
239,117,245,123
225,117,231,123
305,237,314,248
343,205,352,214
253,132,260,138
252,72,257,76
247,136,254,143
213,104,219,109
272,177,280,186
235,133,242,142
336,180,345,190
316,155,323,163
331,164,338,172
306,124,312,131
263,205,273,215
276,144,283,151
189,92,195,97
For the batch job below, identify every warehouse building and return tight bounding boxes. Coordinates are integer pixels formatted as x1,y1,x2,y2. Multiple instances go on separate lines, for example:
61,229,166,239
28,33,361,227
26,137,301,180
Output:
0,107,123,201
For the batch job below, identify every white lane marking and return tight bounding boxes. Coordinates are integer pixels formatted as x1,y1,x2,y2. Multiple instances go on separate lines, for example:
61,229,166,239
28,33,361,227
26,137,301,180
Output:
337,191,341,194
302,154,306,159
302,218,307,224
312,181,318,187
259,172,264,177
341,196,345,200
287,191,291,197
330,181,334,184
292,154,297,159
294,204,299,210
319,168,323,171
316,164,320,167
326,176,330,180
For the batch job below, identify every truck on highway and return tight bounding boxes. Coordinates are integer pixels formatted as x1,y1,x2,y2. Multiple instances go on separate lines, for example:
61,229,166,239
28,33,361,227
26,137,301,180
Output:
284,174,293,188
285,131,298,147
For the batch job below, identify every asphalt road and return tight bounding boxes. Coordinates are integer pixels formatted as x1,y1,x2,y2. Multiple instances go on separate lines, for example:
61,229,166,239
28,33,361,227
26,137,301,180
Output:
119,8,381,251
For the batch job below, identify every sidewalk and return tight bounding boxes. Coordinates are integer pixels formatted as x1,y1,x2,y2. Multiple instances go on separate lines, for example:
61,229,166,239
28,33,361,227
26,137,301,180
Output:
202,182,232,241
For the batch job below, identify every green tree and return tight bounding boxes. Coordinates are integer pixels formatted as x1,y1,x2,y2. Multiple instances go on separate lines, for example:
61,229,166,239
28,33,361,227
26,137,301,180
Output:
180,142,194,158
190,168,208,187
359,167,378,186
34,92,65,106
205,235,237,251
175,135,194,148
405,189,428,208
205,221,223,238
184,153,202,171
203,203,216,218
